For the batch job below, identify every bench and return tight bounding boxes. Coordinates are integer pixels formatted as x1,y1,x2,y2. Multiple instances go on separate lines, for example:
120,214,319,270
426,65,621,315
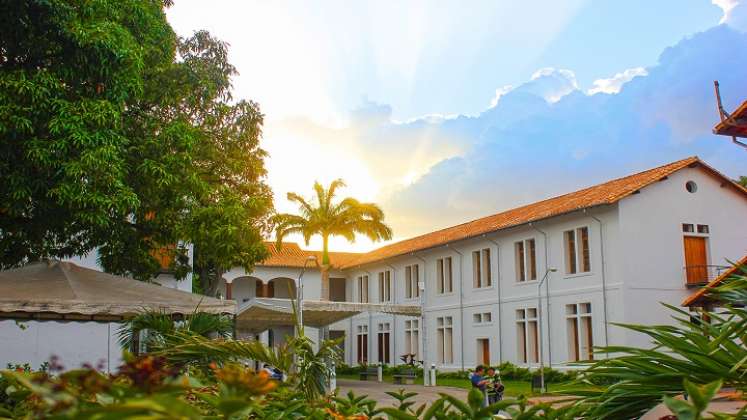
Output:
392,369,417,385
359,367,379,381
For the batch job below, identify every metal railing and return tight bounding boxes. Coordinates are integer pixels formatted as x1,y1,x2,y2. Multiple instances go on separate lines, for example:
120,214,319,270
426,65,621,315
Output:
683,265,730,286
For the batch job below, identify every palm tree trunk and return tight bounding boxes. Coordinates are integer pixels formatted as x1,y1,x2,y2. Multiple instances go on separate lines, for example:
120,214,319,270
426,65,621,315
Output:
321,235,330,300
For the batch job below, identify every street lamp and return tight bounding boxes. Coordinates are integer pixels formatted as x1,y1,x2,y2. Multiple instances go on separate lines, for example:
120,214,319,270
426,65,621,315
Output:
537,267,557,394
296,255,318,333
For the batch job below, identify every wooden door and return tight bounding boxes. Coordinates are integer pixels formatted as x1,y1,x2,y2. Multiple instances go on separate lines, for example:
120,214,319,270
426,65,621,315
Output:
683,236,707,284
480,339,490,365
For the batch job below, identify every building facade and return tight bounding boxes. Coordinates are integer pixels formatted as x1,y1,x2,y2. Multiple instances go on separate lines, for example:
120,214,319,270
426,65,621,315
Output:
225,157,747,371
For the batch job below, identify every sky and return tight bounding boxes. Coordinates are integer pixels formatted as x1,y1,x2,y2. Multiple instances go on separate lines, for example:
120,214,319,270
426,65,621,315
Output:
167,0,747,253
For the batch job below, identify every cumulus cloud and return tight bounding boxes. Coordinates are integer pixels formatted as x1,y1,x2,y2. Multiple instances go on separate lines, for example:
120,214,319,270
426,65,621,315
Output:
267,26,747,242
382,26,747,238
588,67,648,95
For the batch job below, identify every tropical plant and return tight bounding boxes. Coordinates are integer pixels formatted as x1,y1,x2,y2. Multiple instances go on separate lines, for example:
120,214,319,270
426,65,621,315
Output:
570,265,747,419
274,179,392,299
116,309,233,351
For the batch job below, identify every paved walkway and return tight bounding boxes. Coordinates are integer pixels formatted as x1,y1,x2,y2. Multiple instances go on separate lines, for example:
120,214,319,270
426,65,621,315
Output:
336,379,469,408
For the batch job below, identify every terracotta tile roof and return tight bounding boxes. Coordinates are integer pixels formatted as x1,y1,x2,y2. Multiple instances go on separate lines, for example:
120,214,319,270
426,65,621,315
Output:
259,242,361,269
682,255,747,307
341,156,747,269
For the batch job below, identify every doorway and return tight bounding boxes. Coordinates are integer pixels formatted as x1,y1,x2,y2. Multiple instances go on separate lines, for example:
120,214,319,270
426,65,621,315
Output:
477,338,490,365
683,236,708,285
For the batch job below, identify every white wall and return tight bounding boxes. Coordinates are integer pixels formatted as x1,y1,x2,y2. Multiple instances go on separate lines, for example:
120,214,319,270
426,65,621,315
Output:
0,320,122,372
221,166,747,371
618,166,747,348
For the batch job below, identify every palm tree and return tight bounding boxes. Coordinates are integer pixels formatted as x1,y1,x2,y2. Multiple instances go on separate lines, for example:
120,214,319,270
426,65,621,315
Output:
117,310,233,353
274,179,392,300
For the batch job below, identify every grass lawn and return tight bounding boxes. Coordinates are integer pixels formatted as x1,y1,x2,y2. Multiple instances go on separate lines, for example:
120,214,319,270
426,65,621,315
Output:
336,374,596,398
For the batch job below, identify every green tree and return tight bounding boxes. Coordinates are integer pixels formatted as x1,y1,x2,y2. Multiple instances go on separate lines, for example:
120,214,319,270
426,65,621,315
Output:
274,179,392,300
0,1,272,293
736,176,747,188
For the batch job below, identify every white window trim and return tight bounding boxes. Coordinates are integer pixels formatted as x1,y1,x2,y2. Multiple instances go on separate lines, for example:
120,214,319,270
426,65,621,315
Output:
514,238,538,284
436,257,455,295
563,226,592,277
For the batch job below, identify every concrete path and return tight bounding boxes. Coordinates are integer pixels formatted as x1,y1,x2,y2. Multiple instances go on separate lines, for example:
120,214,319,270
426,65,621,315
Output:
336,379,469,408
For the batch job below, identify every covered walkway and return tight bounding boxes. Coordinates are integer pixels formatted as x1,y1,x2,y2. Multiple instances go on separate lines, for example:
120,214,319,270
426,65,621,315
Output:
235,297,420,334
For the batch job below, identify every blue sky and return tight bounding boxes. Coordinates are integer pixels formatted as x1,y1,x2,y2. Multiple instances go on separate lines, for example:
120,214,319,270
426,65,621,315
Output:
167,1,746,251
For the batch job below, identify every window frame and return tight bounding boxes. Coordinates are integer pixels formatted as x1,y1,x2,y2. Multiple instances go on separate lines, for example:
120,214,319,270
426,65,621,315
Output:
566,302,594,362
404,319,419,358
515,307,539,364
357,275,369,303
378,270,392,303
515,238,538,283
405,264,420,299
436,316,454,364
563,226,592,276
472,248,493,289
436,257,454,294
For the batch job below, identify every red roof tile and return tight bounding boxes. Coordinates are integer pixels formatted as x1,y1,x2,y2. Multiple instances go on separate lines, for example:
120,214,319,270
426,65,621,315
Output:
259,242,361,269
340,156,746,268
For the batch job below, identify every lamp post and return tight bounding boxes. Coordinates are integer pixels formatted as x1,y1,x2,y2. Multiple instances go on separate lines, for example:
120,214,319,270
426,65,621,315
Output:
296,255,318,333
537,267,557,394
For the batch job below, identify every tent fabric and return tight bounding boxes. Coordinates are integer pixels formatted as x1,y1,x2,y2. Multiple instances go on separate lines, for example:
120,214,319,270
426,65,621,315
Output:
235,297,421,333
0,260,235,319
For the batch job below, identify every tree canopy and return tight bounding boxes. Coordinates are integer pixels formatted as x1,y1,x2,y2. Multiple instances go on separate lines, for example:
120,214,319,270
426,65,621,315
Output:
0,0,272,293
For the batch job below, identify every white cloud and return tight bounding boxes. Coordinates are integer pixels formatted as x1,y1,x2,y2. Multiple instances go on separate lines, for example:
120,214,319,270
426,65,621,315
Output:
489,85,514,108
713,0,747,30
587,67,648,95
525,67,579,103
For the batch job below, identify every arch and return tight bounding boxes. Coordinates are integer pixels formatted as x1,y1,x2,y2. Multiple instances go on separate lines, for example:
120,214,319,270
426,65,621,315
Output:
268,277,296,299
221,275,263,302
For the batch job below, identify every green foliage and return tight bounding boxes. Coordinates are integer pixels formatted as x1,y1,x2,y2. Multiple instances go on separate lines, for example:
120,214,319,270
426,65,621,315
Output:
569,264,747,419
0,1,273,290
116,309,233,351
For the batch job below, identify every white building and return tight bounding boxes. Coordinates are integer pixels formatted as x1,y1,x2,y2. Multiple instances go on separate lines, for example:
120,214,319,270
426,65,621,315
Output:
227,156,747,372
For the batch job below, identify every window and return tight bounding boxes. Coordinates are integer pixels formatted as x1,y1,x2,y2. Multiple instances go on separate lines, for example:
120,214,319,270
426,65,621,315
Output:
697,224,709,234
404,320,419,358
566,303,593,361
377,323,391,364
473,311,493,324
356,325,368,364
436,257,453,294
515,239,537,282
378,271,392,302
685,180,698,193
472,248,492,288
357,275,369,303
436,316,453,364
516,308,539,364
405,264,420,299
564,227,591,275
682,223,695,233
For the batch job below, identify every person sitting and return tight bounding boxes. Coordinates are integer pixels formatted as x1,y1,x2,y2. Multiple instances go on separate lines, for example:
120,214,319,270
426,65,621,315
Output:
486,367,505,404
